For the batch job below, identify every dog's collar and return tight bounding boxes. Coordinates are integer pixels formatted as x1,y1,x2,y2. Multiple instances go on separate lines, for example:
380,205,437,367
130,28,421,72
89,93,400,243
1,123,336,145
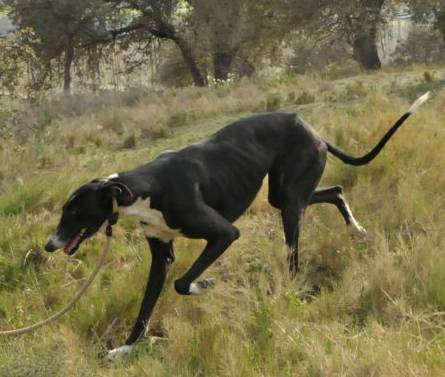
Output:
100,178,135,203
106,197,119,237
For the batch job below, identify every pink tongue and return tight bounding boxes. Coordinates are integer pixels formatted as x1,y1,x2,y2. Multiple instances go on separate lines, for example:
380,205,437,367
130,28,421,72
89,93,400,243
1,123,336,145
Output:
64,233,81,254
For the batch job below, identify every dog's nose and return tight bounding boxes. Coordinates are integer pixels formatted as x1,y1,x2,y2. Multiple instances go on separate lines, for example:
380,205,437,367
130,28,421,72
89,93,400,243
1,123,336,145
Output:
45,234,65,252
45,240,57,252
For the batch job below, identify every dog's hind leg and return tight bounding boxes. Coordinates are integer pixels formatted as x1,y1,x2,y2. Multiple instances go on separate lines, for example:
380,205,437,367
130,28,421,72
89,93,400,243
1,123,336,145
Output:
309,186,366,235
280,150,326,275
281,174,323,275
174,205,240,295
281,202,305,275
108,238,172,358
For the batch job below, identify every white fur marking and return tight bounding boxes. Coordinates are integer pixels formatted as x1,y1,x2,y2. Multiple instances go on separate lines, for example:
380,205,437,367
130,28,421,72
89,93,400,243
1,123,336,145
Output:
407,92,430,114
107,345,133,359
98,220,109,235
120,197,182,242
107,173,119,179
48,234,66,248
189,283,202,295
344,203,367,235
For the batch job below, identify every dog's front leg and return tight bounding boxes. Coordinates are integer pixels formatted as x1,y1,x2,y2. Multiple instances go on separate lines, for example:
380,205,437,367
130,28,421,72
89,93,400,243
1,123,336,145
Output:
107,238,172,359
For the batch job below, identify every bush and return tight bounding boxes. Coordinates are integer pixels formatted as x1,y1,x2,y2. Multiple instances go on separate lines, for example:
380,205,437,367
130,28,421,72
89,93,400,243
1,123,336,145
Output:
155,45,197,87
167,111,188,128
122,132,136,149
265,93,281,111
295,91,316,105
344,81,368,99
286,33,354,75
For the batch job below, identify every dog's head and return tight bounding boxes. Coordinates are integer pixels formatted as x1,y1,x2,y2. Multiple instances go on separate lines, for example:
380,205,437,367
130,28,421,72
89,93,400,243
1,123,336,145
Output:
45,180,122,255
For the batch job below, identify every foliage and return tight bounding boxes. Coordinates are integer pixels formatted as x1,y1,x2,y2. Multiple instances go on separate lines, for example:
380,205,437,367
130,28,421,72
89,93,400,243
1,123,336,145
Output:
407,0,445,39
5,0,111,91
0,29,41,96
285,31,354,74
2,0,445,93
189,0,324,80
391,24,445,65
307,0,386,69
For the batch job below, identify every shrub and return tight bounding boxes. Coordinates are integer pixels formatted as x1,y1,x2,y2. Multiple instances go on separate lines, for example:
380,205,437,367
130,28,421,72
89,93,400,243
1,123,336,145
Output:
167,111,188,128
286,33,354,75
155,45,196,87
423,71,434,83
122,132,136,149
265,93,281,111
295,91,316,105
344,81,368,100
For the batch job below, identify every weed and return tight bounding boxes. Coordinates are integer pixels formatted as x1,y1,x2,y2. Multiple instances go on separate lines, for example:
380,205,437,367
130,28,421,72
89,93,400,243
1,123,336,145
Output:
122,132,136,149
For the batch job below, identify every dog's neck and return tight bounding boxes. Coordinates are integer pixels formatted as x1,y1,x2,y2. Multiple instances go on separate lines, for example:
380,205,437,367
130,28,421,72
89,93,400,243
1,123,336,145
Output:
104,173,155,211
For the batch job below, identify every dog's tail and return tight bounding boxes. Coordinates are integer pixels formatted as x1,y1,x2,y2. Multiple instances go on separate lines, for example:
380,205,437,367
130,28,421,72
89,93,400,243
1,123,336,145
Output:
325,92,430,166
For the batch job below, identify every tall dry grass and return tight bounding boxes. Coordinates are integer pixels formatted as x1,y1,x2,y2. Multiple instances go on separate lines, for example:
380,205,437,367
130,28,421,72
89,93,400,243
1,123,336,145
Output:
0,66,444,376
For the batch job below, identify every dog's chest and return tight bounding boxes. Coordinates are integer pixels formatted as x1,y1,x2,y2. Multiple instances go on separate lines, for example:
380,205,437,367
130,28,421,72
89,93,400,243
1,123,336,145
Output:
120,197,181,242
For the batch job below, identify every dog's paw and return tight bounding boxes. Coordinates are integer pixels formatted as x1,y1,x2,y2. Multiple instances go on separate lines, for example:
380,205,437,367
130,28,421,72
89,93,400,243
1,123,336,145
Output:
189,278,216,294
105,345,133,360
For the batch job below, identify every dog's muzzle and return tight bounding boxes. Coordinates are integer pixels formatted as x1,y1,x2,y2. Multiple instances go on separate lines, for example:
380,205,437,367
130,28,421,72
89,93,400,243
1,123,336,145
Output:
44,234,65,252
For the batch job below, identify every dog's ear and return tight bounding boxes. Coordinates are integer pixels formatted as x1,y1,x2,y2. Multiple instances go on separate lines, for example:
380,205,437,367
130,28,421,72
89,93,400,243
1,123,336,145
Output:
99,181,123,199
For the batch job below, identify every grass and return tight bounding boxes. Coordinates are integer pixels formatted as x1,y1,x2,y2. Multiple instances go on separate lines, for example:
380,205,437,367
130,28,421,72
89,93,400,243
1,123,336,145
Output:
0,65,444,376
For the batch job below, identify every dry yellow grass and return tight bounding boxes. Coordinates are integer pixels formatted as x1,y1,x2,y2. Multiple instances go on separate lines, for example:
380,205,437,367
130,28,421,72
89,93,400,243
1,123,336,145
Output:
0,66,444,376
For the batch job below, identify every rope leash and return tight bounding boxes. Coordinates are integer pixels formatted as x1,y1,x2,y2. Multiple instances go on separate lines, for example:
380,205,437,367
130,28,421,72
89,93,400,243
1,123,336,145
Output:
0,198,118,336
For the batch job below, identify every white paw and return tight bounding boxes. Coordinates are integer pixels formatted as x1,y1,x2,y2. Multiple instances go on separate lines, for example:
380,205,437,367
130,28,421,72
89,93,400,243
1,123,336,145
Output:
189,278,216,295
189,283,202,295
106,345,133,360
348,223,367,237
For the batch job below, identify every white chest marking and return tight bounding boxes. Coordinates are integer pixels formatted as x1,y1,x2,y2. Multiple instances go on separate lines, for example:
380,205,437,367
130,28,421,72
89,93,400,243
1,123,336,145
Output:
120,197,181,242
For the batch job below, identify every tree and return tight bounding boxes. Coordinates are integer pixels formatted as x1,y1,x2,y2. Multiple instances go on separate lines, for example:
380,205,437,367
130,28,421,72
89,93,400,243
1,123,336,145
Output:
6,0,109,92
189,0,325,81
314,0,385,70
408,0,445,41
191,0,242,81
351,0,385,69
105,0,207,86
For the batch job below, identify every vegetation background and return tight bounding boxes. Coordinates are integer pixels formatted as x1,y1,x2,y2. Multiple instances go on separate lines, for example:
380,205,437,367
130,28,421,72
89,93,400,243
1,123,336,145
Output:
0,1,444,376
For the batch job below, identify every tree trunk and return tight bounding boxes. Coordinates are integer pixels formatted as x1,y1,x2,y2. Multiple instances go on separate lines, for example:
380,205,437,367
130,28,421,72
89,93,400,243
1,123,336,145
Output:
172,36,207,87
213,52,234,81
352,30,381,70
63,38,75,93
351,0,384,70
108,18,206,87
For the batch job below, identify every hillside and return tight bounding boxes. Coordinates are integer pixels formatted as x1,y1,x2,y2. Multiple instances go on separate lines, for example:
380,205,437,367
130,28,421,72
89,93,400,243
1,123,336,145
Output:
0,67,444,377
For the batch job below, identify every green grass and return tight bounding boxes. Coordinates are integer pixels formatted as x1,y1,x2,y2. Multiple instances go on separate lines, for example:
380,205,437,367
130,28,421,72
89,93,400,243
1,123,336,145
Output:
0,66,445,376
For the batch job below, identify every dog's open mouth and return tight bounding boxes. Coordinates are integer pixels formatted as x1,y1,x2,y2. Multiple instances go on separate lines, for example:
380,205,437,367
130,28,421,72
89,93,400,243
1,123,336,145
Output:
64,229,87,255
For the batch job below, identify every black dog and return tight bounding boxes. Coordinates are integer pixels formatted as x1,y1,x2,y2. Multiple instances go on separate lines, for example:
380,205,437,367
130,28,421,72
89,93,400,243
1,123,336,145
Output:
45,92,429,357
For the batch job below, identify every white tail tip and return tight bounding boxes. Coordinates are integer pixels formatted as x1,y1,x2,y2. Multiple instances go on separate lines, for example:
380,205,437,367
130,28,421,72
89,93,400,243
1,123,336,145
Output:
407,91,431,114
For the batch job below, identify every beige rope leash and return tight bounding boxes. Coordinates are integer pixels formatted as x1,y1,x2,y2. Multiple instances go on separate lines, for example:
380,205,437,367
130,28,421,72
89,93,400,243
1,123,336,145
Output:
0,198,118,336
